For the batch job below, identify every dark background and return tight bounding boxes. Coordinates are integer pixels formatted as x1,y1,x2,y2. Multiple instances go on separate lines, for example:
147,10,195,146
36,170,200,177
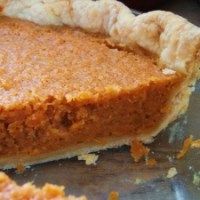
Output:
159,0,199,25
120,0,200,25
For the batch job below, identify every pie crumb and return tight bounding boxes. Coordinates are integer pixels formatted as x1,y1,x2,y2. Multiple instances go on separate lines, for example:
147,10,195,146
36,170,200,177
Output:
191,139,200,148
146,158,157,168
108,191,119,200
78,153,99,165
167,155,174,162
135,178,146,185
130,140,150,162
176,135,193,159
162,68,176,75
166,167,178,178
193,172,200,186
16,163,25,174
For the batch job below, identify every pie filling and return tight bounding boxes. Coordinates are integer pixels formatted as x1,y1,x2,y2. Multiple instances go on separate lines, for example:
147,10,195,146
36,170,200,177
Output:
0,17,184,160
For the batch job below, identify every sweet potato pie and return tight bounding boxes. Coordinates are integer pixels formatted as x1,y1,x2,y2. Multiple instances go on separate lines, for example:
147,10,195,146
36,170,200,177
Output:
0,0,199,169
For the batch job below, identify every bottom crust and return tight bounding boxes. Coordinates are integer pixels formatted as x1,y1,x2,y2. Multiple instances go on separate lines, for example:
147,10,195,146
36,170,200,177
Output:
0,79,192,169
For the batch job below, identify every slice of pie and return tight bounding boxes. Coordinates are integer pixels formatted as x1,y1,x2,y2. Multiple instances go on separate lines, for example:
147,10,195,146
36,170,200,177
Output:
0,0,199,169
0,172,86,199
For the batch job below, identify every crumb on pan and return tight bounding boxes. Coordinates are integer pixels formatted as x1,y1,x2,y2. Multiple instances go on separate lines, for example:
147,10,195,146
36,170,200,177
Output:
146,158,157,168
16,163,26,174
108,191,119,200
130,140,150,162
188,166,193,170
130,140,157,167
78,153,99,165
193,172,200,186
134,178,146,185
162,68,176,75
176,135,193,159
191,139,200,148
166,167,178,178
167,155,174,162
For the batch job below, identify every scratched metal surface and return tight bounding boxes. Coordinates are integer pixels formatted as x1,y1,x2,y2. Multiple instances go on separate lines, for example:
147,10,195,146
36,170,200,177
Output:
6,1,200,200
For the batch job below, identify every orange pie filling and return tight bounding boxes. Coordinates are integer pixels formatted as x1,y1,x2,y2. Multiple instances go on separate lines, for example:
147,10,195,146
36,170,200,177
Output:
0,17,185,161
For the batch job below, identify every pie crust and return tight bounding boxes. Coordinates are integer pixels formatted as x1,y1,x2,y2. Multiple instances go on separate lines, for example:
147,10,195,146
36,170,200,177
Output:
0,0,199,169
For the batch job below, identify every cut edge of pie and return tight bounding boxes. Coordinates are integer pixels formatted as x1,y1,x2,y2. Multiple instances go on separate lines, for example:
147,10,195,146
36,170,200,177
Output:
0,86,191,169
0,0,199,169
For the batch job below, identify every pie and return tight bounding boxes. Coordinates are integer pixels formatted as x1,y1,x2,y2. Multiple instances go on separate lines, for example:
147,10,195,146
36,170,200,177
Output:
0,0,199,169
0,172,86,199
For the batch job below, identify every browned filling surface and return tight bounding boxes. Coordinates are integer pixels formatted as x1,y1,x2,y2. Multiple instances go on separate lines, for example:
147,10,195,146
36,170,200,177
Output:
0,17,184,158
